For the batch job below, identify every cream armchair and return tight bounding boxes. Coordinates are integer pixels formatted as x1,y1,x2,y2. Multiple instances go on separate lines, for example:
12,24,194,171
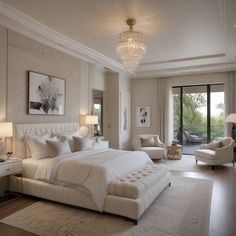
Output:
195,137,235,170
135,134,166,160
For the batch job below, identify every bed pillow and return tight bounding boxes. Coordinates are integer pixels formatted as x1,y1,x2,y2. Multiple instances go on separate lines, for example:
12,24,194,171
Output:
208,140,223,150
46,139,72,158
60,135,77,152
73,136,93,151
140,137,156,147
24,133,53,158
25,136,57,160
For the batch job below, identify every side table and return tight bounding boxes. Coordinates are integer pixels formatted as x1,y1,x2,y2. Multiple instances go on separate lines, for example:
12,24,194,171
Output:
167,145,182,160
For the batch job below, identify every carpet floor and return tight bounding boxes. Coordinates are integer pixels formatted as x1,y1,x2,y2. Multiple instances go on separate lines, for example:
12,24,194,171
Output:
157,155,234,173
0,177,213,236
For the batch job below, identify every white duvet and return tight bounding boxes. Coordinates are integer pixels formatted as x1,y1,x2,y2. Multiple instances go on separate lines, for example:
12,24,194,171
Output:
34,148,153,210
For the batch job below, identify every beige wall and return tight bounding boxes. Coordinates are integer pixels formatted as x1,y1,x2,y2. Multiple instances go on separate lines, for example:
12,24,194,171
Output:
0,27,106,128
0,27,7,121
103,72,131,149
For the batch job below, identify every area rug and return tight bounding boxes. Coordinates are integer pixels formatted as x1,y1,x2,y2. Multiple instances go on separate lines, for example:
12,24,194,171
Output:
157,155,232,173
0,177,212,236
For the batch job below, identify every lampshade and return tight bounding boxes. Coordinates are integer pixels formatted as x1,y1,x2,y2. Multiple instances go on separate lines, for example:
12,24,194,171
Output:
85,115,98,125
225,113,236,123
117,18,146,72
0,122,13,137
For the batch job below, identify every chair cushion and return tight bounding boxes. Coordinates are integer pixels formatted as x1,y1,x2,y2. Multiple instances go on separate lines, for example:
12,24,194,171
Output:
140,137,155,147
195,149,216,160
208,141,223,150
141,147,165,156
108,165,169,199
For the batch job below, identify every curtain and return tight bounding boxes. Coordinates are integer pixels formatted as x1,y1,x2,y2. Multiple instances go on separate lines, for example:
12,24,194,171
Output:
224,72,236,136
156,78,173,144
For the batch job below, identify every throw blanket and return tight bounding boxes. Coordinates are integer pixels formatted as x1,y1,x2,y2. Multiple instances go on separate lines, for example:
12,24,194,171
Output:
34,149,153,210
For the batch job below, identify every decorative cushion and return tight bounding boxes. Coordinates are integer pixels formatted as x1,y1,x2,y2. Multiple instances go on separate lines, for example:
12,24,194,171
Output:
55,130,80,140
73,136,93,151
24,133,52,158
25,136,57,160
46,139,72,158
208,141,223,150
195,149,216,160
60,135,77,152
140,137,155,147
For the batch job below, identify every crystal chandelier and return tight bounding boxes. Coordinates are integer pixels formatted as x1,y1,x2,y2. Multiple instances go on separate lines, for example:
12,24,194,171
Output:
117,18,146,72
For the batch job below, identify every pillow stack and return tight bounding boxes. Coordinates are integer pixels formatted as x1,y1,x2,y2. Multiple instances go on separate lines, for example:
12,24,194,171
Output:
24,132,94,159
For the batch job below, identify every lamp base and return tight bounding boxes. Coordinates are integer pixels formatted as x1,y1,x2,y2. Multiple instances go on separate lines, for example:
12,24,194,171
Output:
232,124,236,140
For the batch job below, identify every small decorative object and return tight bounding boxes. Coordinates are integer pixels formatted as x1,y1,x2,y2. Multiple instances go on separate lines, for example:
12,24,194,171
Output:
85,115,98,140
0,122,13,156
167,145,182,160
117,18,146,72
28,71,65,115
136,106,150,127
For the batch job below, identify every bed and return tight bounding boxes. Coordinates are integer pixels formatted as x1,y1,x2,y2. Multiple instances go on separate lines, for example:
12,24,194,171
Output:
9,122,171,224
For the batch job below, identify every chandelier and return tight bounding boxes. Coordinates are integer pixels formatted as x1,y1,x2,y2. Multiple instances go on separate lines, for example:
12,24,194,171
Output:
117,18,146,72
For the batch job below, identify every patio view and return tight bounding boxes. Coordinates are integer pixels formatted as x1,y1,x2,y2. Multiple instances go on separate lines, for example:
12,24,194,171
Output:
173,84,225,154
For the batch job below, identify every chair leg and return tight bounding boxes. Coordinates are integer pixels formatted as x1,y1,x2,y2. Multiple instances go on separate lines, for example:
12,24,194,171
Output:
211,165,215,171
195,160,198,165
233,160,235,167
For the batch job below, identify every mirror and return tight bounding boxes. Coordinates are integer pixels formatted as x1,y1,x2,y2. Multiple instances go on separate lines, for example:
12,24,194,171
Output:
92,90,103,136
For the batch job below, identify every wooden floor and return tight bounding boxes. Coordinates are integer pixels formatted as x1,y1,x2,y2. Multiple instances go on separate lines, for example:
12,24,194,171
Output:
0,165,235,236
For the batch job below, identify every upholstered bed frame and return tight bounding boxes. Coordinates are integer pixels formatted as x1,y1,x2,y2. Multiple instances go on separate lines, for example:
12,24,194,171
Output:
10,122,171,224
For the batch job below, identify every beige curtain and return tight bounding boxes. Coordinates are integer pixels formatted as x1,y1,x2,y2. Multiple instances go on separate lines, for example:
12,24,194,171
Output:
156,78,173,144
224,72,236,136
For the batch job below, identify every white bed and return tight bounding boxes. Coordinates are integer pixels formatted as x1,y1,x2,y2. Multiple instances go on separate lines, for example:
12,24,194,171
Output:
9,122,171,224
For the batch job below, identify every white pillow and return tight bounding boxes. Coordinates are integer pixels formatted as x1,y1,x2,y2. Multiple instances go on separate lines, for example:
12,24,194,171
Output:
60,135,77,152
73,136,93,151
24,133,52,158
25,136,57,160
46,139,71,158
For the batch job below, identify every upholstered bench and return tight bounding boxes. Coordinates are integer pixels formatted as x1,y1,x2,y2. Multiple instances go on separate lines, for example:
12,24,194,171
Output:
108,165,171,199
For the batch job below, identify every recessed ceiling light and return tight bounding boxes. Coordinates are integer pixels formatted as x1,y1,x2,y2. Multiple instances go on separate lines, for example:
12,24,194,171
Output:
234,24,236,27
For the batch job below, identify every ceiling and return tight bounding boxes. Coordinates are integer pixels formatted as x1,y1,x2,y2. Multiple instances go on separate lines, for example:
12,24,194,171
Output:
1,0,236,77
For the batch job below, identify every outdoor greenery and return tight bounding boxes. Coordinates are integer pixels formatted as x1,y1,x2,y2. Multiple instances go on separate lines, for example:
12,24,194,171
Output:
173,93,225,142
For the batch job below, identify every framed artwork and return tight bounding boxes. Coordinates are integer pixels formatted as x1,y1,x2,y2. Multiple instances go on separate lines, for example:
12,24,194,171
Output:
28,71,65,115
136,106,150,127
120,91,130,132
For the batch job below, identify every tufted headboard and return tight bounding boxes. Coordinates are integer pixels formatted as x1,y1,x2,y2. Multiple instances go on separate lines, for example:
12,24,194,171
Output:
13,122,79,159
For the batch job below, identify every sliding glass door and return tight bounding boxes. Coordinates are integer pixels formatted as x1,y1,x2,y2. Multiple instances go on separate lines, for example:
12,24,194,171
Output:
173,84,224,155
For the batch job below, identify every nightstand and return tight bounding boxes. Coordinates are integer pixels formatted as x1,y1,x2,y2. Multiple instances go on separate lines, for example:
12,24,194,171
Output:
0,159,22,178
93,141,109,149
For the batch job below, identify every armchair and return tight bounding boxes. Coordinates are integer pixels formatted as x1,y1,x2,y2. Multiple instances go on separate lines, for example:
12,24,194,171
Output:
135,134,166,160
195,137,235,170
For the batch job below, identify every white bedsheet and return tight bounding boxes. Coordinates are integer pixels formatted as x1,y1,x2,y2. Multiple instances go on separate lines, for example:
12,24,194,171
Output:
34,148,153,210
22,158,42,179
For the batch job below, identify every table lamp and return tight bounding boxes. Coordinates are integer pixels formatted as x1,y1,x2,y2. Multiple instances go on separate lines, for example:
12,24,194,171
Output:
85,115,98,139
0,122,13,158
225,113,236,140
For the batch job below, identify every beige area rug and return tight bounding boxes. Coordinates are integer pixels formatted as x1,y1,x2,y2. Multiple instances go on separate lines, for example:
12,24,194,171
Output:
1,177,212,236
157,155,232,173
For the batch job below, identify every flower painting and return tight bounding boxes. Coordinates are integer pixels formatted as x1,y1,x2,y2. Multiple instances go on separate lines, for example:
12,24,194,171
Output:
28,71,65,115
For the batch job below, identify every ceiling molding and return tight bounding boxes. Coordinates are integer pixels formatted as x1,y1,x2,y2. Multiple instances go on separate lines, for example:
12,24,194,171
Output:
133,61,236,79
0,1,127,73
140,53,226,66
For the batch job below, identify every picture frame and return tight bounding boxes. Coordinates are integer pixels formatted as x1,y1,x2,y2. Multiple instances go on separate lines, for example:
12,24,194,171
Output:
136,106,150,127
28,71,65,115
